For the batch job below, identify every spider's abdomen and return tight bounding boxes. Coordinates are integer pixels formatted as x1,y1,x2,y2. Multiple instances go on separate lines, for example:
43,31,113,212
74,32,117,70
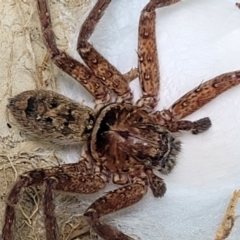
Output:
8,90,95,145
90,103,181,174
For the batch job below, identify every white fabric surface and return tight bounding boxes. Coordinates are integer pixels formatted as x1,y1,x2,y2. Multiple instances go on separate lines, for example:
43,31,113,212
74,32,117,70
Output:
58,0,240,239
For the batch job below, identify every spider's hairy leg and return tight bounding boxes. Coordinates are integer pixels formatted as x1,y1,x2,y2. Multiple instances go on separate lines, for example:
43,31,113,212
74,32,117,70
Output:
168,71,240,120
154,71,240,134
43,172,108,240
137,0,180,111
77,0,137,103
2,176,33,240
145,169,166,197
36,0,109,103
2,160,109,240
84,176,148,240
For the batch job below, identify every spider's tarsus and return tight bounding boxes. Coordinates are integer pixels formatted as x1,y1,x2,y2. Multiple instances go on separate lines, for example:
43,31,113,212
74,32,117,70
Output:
192,117,212,134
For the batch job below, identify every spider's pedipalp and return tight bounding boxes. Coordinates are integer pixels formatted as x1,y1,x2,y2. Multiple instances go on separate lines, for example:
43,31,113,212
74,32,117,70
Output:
153,71,240,134
154,111,211,135
145,169,166,197
192,117,212,135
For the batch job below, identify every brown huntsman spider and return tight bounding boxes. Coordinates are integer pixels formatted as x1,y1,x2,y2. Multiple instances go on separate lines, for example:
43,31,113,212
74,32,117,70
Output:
3,0,240,240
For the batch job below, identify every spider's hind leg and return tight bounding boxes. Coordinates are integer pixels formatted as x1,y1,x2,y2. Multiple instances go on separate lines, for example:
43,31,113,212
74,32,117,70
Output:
2,175,33,240
2,161,108,240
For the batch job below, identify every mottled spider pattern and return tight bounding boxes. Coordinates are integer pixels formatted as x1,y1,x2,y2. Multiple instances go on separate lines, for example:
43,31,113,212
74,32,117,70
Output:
2,0,240,240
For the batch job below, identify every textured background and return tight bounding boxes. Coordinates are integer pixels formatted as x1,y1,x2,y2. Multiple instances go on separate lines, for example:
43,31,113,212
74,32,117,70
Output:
1,0,240,239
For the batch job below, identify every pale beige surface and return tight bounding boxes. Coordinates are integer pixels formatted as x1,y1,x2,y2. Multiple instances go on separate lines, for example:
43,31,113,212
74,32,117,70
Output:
0,0,93,239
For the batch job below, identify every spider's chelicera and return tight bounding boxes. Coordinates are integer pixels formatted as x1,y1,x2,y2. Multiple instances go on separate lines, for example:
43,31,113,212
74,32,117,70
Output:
3,0,240,240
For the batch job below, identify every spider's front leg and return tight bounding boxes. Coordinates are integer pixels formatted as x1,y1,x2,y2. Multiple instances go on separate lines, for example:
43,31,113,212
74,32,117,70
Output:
37,0,109,103
77,0,138,103
2,161,109,240
155,71,240,134
137,0,180,111
137,0,240,134
37,0,137,104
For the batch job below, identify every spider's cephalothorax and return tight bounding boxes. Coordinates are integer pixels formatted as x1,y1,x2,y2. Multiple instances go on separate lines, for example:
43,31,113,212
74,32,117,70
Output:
90,102,181,174
3,0,240,240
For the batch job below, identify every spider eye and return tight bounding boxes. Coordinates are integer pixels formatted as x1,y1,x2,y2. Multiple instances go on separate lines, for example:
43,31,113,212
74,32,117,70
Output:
50,102,58,108
46,117,53,123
